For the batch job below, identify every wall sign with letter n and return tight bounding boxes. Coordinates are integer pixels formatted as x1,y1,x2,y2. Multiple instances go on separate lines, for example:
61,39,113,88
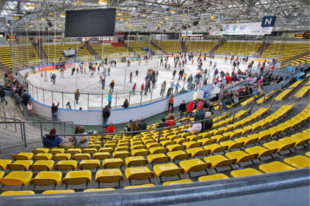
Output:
261,16,276,27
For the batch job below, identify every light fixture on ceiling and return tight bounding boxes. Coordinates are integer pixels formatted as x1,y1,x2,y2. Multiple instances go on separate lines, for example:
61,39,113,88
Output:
26,4,36,8
119,17,124,21
41,17,46,21
98,0,108,5
170,9,176,14
160,21,164,24
76,0,82,5
59,14,66,18
210,16,216,19
12,16,19,20
164,16,169,20
183,14,187,17
49,13,54,16
124,21,128,24
116,11,123,16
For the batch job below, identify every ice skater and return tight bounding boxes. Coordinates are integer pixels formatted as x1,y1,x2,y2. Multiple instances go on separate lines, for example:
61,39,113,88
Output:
109,80,115,93
101,78,105,90
44,71,47,82
129,72,133,83
51,73,56,85
60,69,64,78
90,69,94,78
71,68,76,76
75,89,80,104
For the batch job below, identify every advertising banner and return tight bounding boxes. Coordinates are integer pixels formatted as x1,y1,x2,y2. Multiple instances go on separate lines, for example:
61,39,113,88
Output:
222,22,272,35
37,65,56,72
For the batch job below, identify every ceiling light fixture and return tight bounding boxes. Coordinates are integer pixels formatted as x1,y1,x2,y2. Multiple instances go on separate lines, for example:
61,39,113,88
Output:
26,4,36,8
170,9,176,14
59,14,66,18
76,0,82,5
164,16,169,20
116,11,123,16
210,16,216,19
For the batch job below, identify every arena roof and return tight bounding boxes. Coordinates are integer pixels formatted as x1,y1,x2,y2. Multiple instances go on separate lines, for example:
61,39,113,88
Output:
0,0,309,34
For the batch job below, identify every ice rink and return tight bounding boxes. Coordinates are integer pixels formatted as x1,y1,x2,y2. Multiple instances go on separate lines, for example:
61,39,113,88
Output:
26,56,260,110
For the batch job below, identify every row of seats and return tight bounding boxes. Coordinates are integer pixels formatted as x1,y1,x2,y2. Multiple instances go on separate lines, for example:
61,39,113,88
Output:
185,41,217,53
215,41,262,56
152,41,182,54
90,43,129,59
10,45,40,68
124,41,163,56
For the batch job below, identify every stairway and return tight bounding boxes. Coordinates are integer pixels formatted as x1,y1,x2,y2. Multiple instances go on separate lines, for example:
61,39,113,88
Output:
121,42,136,55
209,39,226,54
180,41,187,53
256,42,271,57
150,42,166,54
83,43,101,60
33,42,48,64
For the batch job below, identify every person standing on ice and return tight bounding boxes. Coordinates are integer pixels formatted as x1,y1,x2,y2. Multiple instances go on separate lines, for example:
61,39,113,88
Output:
60,68,64,78
160,58,163,66
141,83,144,95
170,82,175,94
71,67,76,76
75,89,80,104
175,82,180,94
44,71,47,82
103,68,107,77
107,67,111,76
97,64,101,75
132,83,136,95
109,80,115,93
172,70,176,79
127,60,131,67
51,73,56,85
129,72,133,83
160,81,166,96
107,92,112,108
90,69,94,78
101,78,106,90
50,72,53,82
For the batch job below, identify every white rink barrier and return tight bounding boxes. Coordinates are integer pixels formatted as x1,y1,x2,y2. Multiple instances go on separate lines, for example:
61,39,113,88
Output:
31,90,194,125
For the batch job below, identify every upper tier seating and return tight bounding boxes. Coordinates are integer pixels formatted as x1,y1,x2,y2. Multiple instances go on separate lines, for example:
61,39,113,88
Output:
90,43,129,58
215,41,262,56
152,41,182,54
186,41,217,53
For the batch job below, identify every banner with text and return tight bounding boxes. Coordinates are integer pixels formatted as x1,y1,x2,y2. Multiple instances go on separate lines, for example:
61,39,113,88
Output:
222,22,272,35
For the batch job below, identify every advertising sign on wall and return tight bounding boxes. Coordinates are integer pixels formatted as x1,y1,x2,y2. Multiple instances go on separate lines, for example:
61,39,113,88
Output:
222,22,273,35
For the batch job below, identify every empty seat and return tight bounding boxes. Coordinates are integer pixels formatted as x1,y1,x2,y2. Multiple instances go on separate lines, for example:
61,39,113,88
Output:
162,179,193,186
42,190,75,194
198,173,229,182
8,160,33,170
283,155,310,169
179,159,211,175
49,148,65,155
147,154,169,164
0,191,35,196
167,151,190,161
84,188,115,192
263,141,294,153
102,158,124,168
53,153,71,160
204,155,235,169
31,171,62,186
67,148,82,155
166,144,185,152
186,148,210,157
125,167,154,184
245,146,277,158
95,169,123,187
153,163,184,181
32,148,49,154
231,168,263,178
12,153,34,160
0,159,12,170
183,141,201,149
125,156,148,166
225,151,257,164
72,153,91,160
113,151,130,158
55,160,78,170
204,144,227,153
220,141,243,150
62,170,92,188
79,160,101,170
124,184,155,189
132,149,149,156
33,153,53,160
149,147,167,154
0,171,33,186
259,161,295,173
30,160,54,171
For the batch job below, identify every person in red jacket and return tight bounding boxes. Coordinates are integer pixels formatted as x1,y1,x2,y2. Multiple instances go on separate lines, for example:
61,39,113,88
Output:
225,75,232,84
165,112,176,127
185,101,194,117
168,95,174,112
140,83,145,95
106,122,116,133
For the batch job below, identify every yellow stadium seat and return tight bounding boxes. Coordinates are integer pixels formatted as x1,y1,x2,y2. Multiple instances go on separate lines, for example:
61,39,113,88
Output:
245,146,277,158
12,152,34,160
166,144,185,152
32,148,49,154
30,160,54,171
31,171,62,186
72,153,91,160
183,141,201,149
62,170,92,187
231,168,263,178
33,153,53,160
197,138,216,146
52,152,70,160
225,151,257,164
0,191,35,196
125,156,148,166
113,151,130,158
0,159,12,170
42,190,75,194
55,160,78,170
95,169,123,187
0,171,4,178
263,141,294,153
99,147,114,153
167,151,190,161
79,159,101,170
49,148,65,155
84,188,115,192
204,155,236,169
220,141,243,150
283,155,310,169
8,160,33,170
147,154,169,164
198,173,229,182
132,149,149,156
67,148,82,155
149,146,167,154
102,158,124,168
306,152,310,157
153,163,184,181
0,171,33,186
179,159,211,175
125,167,154,184
259,161,295,173
124,184,155,189
186,148,210,157
162,179,193,186
204,144,227,153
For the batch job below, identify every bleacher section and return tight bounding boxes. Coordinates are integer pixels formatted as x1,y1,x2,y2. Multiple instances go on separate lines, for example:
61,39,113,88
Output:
90,43,129,59
261,42,310,62
215,41,262,56
10,45,40,68
124,41,163,56
0,46,12,68
186,41,217,53
43,44,94,63
153,41,182,54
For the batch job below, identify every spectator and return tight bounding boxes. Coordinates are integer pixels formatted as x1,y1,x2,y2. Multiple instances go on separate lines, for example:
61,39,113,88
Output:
51,102,59,121
125,120,134,132
0,86,7,105
157,118,168,128
194,106,205,121
201,111,213,131
165,112,176,127
75,89,80,104
66,102,71,110
179,100,186,118
102,105,110,128
44,128,63,147
185,100,194,117
138,118,147,130
184,122,202,134
109,80,115,93
75,126,89,148
27,101,33,114
168,95,174,112
106,122,116,133
122,99,129,108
